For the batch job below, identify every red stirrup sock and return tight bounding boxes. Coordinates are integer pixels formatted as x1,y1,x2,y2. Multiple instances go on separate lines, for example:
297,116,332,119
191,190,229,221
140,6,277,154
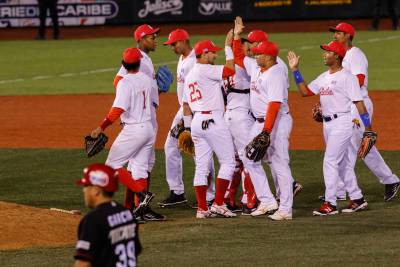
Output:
194,185,208,211
124,188,135,210
215,178,230,206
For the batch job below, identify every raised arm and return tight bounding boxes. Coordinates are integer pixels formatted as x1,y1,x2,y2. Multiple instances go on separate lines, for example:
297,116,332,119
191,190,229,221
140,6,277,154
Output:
287,51,315,97
223,29,235,78
232,16,246,69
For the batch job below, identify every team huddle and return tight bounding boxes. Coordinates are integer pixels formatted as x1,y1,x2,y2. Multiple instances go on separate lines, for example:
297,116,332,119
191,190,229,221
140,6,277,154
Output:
84,17,400,224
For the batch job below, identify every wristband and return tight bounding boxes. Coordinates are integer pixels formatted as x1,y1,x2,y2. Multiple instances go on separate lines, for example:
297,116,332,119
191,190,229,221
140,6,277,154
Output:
100,118,112,130
360,112,371,128
225,46,234,60
292,70,304,84
183,115,192,128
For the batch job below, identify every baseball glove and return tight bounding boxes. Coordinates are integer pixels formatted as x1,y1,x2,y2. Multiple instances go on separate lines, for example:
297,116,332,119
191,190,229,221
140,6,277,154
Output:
245,131,270,162
84,133,108,158
156,65,174,93
357,131,377,159
312,102,323,123
170,119,185,139
178,130,195,156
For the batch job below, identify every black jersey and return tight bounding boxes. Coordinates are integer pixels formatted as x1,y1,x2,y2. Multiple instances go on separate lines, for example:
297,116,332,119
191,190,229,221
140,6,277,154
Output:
74,201,141,267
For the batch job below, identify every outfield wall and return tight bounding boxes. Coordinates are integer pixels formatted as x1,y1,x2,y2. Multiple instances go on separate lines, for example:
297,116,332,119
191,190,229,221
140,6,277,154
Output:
0,0,391,28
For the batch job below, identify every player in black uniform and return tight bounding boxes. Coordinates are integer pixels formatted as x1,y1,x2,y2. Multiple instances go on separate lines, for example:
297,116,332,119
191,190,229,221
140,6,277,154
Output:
74,163,142,267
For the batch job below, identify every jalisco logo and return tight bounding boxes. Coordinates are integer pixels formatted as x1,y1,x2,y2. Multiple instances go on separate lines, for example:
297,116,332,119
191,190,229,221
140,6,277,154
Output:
138,0,183,18
320,87,334,95
198,0,233,16
0,1,119,19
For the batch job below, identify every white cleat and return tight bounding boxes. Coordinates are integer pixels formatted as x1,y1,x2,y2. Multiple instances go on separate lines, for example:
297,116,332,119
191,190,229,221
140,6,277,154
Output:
196,209,217,219
210,204,237,218
268,210,293,221
251,202,278,217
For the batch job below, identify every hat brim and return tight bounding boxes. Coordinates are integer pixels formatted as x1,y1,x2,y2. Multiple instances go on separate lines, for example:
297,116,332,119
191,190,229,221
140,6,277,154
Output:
329,27,340,33
76,178,90,187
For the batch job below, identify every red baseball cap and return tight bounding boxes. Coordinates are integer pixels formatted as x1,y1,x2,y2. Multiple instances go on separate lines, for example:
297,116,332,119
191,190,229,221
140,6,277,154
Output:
134,24,160,42
194,40,222,56
76,163,119,192
251,41,279,57
164,29,190,45
244,30,268,43
329,22,355,37
123,48,142,64
320,41,347,58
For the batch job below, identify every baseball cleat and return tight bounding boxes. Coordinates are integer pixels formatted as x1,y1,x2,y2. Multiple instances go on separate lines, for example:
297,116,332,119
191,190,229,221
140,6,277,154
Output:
293,181,303,197
313,202,338,216
384,182,400,202
241,204,257,216
196,209,217,219
158,191,187,207
132,191,155,214
142,207,167,221
225,202,241,213
251,202,278,217
192,199,214,209
210,203,237,217
341,198,368,213
268,210,293,221
318,195,347,202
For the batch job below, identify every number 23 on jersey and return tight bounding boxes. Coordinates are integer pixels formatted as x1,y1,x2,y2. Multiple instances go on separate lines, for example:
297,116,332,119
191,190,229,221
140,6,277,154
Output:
189,82,202,102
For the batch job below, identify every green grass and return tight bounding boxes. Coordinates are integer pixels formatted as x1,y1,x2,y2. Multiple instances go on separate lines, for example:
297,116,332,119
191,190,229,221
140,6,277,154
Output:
0,31,400,95
0,149,400,266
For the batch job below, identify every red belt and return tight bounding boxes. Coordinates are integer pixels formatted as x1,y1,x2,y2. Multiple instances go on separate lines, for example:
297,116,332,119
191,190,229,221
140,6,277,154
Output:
200,111,212,114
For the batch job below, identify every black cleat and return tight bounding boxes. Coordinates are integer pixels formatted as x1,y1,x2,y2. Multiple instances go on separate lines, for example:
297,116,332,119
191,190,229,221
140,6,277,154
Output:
241,205,257,216
158,191,188,207
226,203,241,213
143,207,167,221
384,182,400,202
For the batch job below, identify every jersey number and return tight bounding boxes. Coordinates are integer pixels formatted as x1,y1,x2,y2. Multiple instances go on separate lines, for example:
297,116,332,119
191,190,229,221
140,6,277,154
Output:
189,82,202,102
115,241,136,267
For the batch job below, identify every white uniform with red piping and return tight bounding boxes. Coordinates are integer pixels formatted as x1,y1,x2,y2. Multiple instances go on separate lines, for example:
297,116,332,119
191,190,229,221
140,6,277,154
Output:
164,49,216,199
117,50,158,173
105,73,155,179
245,59,293,213
308,68,365,206
182,63,236,187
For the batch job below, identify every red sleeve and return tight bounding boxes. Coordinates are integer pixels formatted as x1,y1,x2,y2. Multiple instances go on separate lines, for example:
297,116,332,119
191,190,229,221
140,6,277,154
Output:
232,40,245,69
113,75,123,89
263,102,281,133
305,86,315,96
222,67,235,78
100,107,124,130
356,74,365,87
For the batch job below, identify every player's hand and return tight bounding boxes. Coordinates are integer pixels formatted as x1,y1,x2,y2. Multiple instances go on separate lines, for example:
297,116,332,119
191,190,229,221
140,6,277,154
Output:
287,51,300,71
234,16,244,37
91,127,102,138
225,29,234,46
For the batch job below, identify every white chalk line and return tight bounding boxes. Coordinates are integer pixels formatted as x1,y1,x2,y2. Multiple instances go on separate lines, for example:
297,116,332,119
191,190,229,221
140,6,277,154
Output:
1,35,399,85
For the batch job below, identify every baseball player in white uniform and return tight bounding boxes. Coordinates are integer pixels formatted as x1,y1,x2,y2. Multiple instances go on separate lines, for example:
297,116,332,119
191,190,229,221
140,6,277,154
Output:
222,34,258,215
329,22,400,203
113,24,166,221
288,41,375,216
159,29,216,207
90,48,156,221
233,17,303,200
182,38,237,219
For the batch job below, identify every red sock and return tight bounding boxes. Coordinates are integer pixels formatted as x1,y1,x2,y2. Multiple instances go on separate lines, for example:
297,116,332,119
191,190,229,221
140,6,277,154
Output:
215,178,230,206
117,168,147,192
195,185,208,211
244,172,257,208
134,179,148,207
227,170,242,205
124,188,135,210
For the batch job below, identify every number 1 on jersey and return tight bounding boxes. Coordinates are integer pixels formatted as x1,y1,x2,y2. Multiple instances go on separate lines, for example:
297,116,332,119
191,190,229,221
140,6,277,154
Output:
189,82,202,102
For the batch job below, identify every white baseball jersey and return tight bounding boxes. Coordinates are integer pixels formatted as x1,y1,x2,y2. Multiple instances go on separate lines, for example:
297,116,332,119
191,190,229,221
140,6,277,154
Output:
176,49,197,106
117,50,159,106
342,47,369,98
225,64,251,110
183,63,225,112
247,63,289,118
114,73,152,124
244,56,289,88
308,69,363,116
